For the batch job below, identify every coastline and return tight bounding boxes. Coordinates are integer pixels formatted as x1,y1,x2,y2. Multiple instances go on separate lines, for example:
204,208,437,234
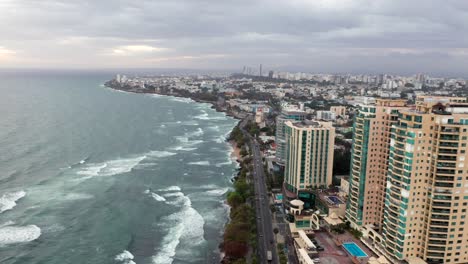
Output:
104,83,244,263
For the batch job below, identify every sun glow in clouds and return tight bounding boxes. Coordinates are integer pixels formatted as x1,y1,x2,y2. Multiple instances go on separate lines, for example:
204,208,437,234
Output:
111,45,168,56
0,46,15,59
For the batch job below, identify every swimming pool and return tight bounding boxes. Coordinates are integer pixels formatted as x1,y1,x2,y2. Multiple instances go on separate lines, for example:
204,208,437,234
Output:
342,242,368,258
326,195,343,205
275,194,283,200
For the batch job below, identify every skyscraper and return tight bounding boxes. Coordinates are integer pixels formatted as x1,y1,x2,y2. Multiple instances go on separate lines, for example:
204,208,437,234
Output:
348,96,468,264
346,99,408,231
283,120,335,193
275,109,307,167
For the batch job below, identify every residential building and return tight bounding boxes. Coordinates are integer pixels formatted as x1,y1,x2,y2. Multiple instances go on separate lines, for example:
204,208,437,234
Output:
381,97,468,263
346,99,408,231
330,105,347,117
316,110,336,121
284,120,335,192
350,96,468,264
275,109,307,166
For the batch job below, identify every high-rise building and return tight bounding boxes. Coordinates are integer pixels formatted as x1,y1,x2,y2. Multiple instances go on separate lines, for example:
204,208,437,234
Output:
348,96,468,264
283,120,335,193
346,99,408,231
268,70,274,78
275,109,307,167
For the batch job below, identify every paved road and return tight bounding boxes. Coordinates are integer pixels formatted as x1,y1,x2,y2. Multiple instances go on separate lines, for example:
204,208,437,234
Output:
240,117,278,264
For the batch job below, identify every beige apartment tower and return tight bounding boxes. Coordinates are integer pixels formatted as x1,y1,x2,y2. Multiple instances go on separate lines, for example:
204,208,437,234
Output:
346,99,408,231
348,96,468,264
382,96,468,264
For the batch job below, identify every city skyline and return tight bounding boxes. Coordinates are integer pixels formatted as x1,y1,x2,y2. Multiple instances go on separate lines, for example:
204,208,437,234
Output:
1,0,468,76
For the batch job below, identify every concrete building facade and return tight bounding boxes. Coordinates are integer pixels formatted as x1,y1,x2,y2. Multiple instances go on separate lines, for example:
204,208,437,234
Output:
347,96,468,264
346,99,408,231
275,110,307,166
284,120,335,192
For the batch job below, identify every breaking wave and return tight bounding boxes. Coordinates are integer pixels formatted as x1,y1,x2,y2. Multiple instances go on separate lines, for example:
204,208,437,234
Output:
188,161,210,166
152,188,205,264
0,190,26,214
0,224,41,245
115,250,136,264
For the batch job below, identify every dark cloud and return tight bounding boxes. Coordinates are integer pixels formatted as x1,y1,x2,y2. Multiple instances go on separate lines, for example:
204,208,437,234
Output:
1,0,468,75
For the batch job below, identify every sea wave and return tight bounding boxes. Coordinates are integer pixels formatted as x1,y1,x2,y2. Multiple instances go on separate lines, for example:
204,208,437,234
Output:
0,190,26,214
63,193,94,201
205,188,229,196
188,161,210,166
115,250,136,264
76,155,146,178
157,186,181,192
152,189,205,264
0,224,41,245
147,150,177,158
151,193,166,202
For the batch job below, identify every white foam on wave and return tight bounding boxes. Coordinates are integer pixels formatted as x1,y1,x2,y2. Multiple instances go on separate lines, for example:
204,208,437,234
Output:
0,190,26,214
212,135,227,143
63,193,94,201
0,224,41,245
185,128,204,138
170,146,197,152
115,250,136,264
206,125,220,131
215,161,233,167
152,190,205,264
148,151,177,158
157,186,181,192
169,97,193,103
205,188,229,196
151,193,166,202
76,155,146,178
188,161,210,166
163,192,184,198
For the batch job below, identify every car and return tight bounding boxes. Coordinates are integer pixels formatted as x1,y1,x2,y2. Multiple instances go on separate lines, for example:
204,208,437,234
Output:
313,258,320,263
316,247,324,251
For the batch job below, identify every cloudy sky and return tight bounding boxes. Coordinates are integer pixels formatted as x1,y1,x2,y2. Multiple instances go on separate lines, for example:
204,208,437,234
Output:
1,0,468,75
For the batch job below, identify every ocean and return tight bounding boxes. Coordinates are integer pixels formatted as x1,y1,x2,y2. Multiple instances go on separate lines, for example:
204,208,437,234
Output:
0,71,238,264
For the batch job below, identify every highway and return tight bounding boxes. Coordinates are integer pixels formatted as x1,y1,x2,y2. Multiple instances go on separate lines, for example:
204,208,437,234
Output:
240,117,278,264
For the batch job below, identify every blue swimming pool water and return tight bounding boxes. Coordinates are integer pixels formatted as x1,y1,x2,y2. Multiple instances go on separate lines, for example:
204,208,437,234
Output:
276,194,283,200
342,242,368,258
327,196,343,204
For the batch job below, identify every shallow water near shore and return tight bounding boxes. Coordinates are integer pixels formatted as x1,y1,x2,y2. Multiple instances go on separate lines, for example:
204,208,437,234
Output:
0,72,238,264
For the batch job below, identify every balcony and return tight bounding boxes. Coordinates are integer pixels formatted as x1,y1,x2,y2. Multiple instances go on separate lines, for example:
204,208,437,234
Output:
435,176,455,182
439,135,459,141
428,233,447,239
428,240,447,245
432,208,451,214
429,227,448,233
439,142,458,148
431,214,449,220
437,155,457,161
436,162,456,168
434,182,454,188
427,246,446,252
432,202,451,208
430,221,449,227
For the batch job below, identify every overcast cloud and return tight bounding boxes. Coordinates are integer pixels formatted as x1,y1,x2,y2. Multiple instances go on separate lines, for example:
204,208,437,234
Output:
1,0,468,75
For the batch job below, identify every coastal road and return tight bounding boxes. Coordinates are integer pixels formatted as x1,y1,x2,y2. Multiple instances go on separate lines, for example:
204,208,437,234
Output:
240,117,278,264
